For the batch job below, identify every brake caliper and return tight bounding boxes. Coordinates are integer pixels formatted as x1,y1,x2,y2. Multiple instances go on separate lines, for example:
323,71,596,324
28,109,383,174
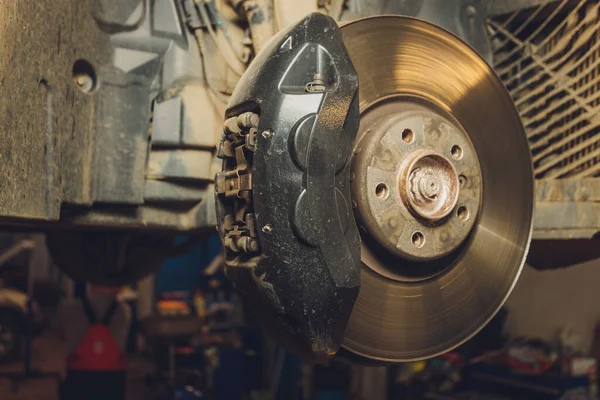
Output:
215,13,360,360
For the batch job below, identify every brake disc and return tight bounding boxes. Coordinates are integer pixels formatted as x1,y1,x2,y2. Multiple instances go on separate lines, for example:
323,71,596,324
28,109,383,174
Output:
340,16,534,362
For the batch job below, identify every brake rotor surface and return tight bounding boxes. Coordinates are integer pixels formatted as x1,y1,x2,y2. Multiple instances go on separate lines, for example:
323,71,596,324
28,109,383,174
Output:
340,16,534,362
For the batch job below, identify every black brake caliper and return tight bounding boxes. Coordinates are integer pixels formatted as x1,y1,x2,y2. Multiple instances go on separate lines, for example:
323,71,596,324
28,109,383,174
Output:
215,13,360,360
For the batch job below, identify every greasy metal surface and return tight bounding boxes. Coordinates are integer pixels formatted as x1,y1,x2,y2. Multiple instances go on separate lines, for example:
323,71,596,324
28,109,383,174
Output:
351,104,482,263
340,16,534,362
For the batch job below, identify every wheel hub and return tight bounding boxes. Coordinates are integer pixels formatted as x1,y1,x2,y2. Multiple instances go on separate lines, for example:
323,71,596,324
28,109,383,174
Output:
352,101,482,264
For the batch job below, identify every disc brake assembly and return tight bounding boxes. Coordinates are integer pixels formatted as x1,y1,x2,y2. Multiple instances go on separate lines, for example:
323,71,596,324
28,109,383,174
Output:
216,14,534,363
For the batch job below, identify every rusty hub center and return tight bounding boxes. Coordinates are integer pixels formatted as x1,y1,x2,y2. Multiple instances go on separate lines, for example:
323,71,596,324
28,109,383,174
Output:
351,100,483,265
402,150,459,222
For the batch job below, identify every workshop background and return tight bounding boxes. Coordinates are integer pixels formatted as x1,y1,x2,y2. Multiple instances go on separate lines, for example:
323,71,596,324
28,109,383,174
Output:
0,232,599,400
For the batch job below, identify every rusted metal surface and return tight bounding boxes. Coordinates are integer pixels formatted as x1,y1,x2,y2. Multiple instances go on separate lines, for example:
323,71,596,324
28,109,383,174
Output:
403,150,460,222
351,103,482,264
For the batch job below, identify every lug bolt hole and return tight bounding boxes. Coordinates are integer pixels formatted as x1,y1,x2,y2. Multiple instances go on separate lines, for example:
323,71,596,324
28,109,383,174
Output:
375,183,389,199
457,206,469,221
402,129,414,144
451,145,463,160
459,174,467,188
411,232,425,248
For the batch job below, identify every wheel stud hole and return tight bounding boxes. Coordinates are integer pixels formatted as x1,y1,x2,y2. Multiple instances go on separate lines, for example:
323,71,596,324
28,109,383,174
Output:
411,232,425,248
401,129,414,144
451,145,463,160
457,206,469,221
375,183,389,199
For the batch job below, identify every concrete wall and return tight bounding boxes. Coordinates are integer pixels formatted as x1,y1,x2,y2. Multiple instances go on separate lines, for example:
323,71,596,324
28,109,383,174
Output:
503,259,600,352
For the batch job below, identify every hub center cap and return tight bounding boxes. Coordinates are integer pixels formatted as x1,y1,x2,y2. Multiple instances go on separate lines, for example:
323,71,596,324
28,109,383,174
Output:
403,150,459,222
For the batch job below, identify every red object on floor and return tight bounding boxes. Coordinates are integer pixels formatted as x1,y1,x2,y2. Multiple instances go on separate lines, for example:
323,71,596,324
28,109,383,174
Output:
66,296,127,372
66,324,126,371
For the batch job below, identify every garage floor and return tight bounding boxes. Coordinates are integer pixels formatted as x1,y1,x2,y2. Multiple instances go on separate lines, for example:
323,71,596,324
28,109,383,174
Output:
0,333,155,400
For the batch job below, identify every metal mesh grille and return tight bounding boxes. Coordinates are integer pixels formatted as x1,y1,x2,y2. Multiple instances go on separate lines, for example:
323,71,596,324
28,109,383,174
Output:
488,0,600,179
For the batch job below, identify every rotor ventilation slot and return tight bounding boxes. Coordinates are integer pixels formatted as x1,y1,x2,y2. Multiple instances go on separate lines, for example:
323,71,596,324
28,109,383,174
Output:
488,0,600,179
